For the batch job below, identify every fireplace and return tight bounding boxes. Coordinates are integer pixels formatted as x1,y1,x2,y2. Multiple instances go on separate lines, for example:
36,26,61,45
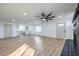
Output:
73,3,79,48
73,18,79,48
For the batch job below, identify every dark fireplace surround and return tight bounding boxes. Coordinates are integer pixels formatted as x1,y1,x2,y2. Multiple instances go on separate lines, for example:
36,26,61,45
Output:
73,4,79,48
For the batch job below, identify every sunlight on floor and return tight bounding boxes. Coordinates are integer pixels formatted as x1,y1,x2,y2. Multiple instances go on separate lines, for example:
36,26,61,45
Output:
23,47,35,56
9,43,35,56
34,36,44,51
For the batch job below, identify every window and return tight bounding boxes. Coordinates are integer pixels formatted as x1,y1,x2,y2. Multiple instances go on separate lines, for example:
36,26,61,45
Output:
28,26,33,31
36,26,41,32
17,25,26,31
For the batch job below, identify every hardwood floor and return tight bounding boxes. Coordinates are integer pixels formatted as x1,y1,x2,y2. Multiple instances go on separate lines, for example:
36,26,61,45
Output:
0,35,65,56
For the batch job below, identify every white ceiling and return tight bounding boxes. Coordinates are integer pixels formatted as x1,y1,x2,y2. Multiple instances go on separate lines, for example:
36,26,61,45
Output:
0,3,77,24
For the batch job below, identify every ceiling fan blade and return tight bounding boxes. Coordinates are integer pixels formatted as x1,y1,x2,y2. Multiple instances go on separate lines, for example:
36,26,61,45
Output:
45,19,48,22
35,16,42,18
48,19,53,20
46,13,52,17
48,16,55,18
41,12,45,18
46,16,55,19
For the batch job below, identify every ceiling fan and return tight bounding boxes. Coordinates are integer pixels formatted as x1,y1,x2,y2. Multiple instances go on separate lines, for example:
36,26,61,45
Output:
35,11,55,22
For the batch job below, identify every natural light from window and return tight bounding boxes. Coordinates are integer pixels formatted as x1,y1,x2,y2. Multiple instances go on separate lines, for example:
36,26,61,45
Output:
36,26,41,32
17,25,26,31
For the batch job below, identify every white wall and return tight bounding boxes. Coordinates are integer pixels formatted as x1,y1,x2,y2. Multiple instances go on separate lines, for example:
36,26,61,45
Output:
12,24,17,37
0,22,4,39
29,22,56,38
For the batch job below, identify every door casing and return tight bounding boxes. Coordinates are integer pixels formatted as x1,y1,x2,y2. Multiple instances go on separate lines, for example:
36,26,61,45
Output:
56,23,66,39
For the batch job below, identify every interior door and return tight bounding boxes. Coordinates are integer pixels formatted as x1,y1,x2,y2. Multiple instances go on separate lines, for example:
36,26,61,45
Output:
4,24,12,38
56,23,66,39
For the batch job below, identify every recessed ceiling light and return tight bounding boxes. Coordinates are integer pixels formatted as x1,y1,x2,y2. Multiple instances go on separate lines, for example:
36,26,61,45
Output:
58,24,64,26
58,16,62,18
11,19,16,22
23,12,27,15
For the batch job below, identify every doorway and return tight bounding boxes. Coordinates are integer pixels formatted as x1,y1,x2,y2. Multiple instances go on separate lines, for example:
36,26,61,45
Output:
4,24,12,38
56,23,66,39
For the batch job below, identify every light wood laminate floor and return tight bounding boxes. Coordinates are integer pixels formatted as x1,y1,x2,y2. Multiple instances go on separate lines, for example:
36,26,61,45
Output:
0,35,65,56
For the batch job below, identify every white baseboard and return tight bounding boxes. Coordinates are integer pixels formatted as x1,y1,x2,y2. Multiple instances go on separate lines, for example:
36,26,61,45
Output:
0,36,19,39
31,33,56,38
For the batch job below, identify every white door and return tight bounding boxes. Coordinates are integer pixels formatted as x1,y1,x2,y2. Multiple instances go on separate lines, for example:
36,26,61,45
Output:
56,23,66,39
4,24,12,38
